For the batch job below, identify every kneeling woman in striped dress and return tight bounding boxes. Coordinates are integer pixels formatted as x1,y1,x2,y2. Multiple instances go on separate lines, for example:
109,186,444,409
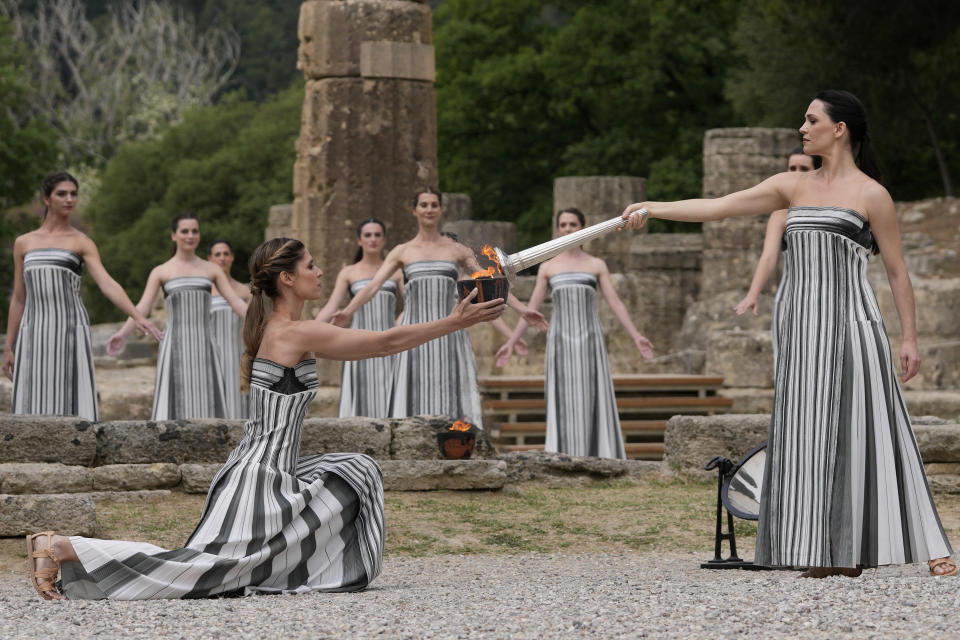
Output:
27,237,505,600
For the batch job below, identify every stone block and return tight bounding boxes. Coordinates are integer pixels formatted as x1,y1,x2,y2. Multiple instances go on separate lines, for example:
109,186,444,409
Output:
0,463,93,494
718,388,776,414
0,414,97,465
702,215,769,250
553,176,647,260
380,460,506,490
662,414,771,479
95,420,245,465
294,76,437,284
705,329,774,388
442,220,516,255
306,384,341,416
0,493,97,536
0,377,10,412
913,422,960,463
675,291,773,356
360,41,434,81
497,451,661,487
91,463,181,491
300,417,392,459
624,233,703,272
700,247,770,296
441,192,471,222
904,393,960,420
298,0,432,79
96,365,156,420
180,464,222,494
927,475,960,494
390,415,496,460
702,128,799,198
925,463,960,475
265,204,293,241
90,322,157,366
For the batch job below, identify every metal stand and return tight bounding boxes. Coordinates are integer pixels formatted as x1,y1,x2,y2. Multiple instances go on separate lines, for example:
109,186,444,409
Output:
700,456,762,570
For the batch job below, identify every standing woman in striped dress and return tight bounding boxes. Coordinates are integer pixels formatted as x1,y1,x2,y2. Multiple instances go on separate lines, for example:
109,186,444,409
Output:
316,219,403,418
106,213,247,420
622,90,956,577
495,208,654,459
207,238,252,418
27,237,505,600
332,188,548,429
2,172,161,420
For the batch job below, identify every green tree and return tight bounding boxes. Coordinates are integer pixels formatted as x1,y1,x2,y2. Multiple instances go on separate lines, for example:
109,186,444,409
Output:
434,0,742,245
726,0,960,199
82,82,303,323
0,14,60,332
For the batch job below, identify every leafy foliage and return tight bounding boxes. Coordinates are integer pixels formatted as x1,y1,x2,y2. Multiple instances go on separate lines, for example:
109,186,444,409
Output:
0,14,59,332
725,0,960,199
81,83,302,323
434,0,741,245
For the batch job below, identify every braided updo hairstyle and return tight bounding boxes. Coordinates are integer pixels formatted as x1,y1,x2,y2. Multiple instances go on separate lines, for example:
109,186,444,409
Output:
240,237,306,389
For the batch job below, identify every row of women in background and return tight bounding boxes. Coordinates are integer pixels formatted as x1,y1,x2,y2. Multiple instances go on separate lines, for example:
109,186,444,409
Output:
2,173,251,422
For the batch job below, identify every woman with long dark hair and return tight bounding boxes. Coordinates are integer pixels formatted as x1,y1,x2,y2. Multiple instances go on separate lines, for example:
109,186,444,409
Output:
207,238,252,418
2,172,160,420
315,218,403,417
107,213,247,420
27,237,504,600
332,188,547,429
496,207,654,459
622,90,955,577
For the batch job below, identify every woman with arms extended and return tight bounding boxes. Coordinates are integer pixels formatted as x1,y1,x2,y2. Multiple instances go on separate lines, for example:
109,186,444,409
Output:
316,218,404,418
623,90,955,577
496,208,654,459
332,187,547,429
2,172,160,421
107,213,247,420
27,237,505,600
207,238,253,418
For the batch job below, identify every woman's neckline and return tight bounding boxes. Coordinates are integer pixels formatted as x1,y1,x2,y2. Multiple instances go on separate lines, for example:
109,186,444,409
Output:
788,205,867,221
24,247,82,257
254,356,315,370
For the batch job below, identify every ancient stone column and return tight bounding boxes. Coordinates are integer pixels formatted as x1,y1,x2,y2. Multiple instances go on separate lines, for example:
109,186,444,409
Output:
700,128,799,294
294,0,438,296
553,176,646,271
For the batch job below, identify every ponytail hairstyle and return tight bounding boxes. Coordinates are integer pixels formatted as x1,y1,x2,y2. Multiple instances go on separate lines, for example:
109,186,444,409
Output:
556,207,586,228
240,237,306,390
412,185,440,208
814,90,882,183
40,171,79,218
352,218,387,264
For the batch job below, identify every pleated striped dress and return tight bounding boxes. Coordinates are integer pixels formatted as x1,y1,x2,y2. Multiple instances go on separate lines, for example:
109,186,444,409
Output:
60,358,384,599
545,272,625,459
210,295,247,419
12,248,98,421
755,206,952,568
152,276,228,420
339,278,398,418
390,261,483,428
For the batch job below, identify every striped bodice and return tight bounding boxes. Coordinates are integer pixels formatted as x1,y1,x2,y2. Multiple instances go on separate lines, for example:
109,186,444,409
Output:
250,358,319,393
349,278,398,331
548,272,600,327
785,206,876,252
163,276,213,326
23,248,84,276
401,261,458,323
549,271,598,292
163,276,213,297
210,294,231,314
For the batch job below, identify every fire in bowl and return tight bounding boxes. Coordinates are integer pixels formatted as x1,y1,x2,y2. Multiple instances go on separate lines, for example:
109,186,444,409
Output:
456,276,509,304
437,420,479,459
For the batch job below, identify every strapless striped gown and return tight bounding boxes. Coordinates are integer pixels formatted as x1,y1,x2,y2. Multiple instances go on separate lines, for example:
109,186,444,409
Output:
12,248,97,420
152,276,227,420
210,295,247,418
339,278,398,418
390,261,483,428
545,272,625,459
61,358,384,599
755,206,952,568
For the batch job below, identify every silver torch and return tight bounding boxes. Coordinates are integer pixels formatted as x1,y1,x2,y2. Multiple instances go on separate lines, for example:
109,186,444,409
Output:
492,209,646,281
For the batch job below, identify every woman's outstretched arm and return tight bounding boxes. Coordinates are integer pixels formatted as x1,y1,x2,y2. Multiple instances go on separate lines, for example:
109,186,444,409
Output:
106,268,164,356
315,267,351,323
596,260,653,359
332,248,404,327
2,238,27,379
495,269,549,367
734,210,788,316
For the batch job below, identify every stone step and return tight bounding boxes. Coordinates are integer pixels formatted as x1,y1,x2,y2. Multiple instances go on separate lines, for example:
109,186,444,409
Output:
0,490,171,537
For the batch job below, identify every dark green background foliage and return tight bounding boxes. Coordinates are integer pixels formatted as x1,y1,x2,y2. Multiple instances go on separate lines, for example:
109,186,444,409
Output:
81,84,302,323
434,0,741,246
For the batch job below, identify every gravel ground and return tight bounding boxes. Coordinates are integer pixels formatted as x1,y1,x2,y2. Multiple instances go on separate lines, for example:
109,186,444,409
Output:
1,552,958,639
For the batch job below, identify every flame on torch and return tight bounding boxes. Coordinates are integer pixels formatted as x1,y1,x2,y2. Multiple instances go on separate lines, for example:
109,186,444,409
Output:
482,245,504,275
450,420,472,432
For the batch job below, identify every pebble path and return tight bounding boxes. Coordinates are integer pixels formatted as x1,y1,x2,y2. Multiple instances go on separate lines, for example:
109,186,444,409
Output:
2,552,958,639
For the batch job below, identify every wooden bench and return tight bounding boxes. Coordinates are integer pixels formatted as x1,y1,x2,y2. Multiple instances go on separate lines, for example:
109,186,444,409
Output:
477,374,730,460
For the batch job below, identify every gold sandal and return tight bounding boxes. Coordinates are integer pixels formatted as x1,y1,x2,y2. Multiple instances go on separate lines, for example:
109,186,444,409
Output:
929,558,958,577
26,531,61,600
